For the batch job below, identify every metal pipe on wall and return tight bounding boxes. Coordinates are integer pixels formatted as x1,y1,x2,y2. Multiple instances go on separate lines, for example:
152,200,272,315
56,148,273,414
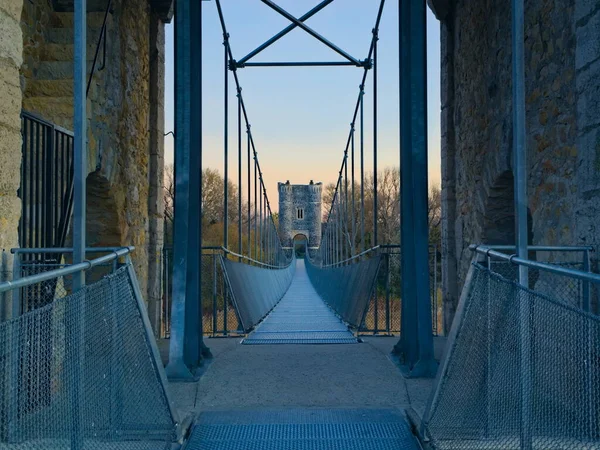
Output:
73,0,86,292
512,0,532,444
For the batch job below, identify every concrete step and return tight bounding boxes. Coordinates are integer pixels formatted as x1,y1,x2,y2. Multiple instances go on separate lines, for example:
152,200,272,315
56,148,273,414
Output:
49,11,112,29
46,27,103,45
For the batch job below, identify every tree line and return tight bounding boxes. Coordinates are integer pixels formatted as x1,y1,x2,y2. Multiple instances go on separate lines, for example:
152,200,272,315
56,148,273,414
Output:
163,165,441,249
321,167,441,248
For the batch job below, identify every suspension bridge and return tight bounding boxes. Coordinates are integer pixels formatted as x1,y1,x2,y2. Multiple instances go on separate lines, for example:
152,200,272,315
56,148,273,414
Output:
1,0,600,449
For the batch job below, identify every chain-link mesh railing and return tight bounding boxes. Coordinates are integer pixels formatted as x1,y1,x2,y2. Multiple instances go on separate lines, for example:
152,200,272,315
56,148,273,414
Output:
201,252,240,335
305,254,381,328
161,248,243,337
222,255,296,332
424,260,600,449
0,266,177,449
486,248,593,312
357,246,443,336
13,249,123,316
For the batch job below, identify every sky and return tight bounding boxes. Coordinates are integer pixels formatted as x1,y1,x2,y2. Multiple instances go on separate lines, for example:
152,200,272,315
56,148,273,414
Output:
164,1,441,210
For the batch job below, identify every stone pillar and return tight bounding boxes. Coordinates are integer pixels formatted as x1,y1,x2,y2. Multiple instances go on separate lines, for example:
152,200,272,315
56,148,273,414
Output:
147,12,165,336
439,8,458,334
278,182,293,247
308,182,322,248
0,0,23,320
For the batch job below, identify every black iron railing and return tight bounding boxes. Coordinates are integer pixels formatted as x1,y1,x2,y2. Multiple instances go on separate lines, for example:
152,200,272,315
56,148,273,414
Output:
18,111,75,310
19,111,74,252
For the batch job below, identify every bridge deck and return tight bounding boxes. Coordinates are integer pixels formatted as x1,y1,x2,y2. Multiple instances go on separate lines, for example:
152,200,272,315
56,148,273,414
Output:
243,259,357,345
164,336,441,450
164,261,438,450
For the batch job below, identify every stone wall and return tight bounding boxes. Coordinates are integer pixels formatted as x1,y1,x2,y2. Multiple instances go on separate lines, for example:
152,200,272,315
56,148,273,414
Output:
0,0,23,319
574,2,600,251
6,0,166,331
439,0,600,329
278,181,322,249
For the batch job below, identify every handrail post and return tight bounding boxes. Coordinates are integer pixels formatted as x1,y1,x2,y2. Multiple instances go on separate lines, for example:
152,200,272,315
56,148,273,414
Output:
11,253,21,319
512,0,532,443
212,253,217,336
385,252,390,333
583,248,591,312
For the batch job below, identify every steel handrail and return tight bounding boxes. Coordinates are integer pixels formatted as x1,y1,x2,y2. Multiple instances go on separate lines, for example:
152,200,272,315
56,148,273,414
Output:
12,246,134,255
470,244,600,284
0,247,133,293
484,244,594,252
319,245,381,268
222,247,294,269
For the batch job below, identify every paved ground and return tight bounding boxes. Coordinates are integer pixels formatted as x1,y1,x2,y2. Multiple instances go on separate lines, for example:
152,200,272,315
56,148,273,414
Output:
160,335,446,423
159,260,446,448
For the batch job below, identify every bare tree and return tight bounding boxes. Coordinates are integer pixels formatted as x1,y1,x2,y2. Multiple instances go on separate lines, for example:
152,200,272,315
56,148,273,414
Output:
164,165,175,224
322,167,442,248
163,165,240,246
428,184,442,246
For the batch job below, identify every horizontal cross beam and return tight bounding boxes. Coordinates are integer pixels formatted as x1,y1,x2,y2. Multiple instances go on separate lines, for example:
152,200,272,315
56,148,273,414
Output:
237,60,370,68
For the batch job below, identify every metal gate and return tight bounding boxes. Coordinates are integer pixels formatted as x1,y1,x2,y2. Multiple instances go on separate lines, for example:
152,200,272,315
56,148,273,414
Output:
18,111,75,312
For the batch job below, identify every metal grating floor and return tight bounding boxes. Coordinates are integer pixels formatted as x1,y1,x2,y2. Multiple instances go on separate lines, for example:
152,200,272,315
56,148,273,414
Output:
185,408,420,450
242,260,357,345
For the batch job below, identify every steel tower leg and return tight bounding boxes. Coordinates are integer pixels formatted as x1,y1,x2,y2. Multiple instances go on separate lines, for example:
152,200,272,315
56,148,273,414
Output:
394,0,437,378
166,0,197,380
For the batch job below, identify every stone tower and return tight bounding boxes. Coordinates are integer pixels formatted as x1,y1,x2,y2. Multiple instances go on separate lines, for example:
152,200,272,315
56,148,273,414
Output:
278,180,322,251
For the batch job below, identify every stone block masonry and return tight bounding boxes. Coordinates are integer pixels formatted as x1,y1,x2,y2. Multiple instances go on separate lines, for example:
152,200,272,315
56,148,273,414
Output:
0,0,167,332
437,0,600,329
0,0,24,319
278,181,322,250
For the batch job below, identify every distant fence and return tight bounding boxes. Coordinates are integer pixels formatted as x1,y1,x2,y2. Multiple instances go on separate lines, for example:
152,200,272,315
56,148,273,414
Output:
423,245,600,450
358,245,442,336
160,246,294,337
160,247,238,338
160,244,443,336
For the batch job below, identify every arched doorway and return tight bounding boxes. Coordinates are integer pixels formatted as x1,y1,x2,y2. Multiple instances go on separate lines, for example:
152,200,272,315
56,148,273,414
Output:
293,233,308,258
86,171,123,282
482,170,533,246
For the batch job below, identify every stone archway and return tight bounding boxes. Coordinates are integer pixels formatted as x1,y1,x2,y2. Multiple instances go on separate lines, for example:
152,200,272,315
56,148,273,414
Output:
292,233,309,258
85,171,123,283
86,171,122,248
482,170,533,246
